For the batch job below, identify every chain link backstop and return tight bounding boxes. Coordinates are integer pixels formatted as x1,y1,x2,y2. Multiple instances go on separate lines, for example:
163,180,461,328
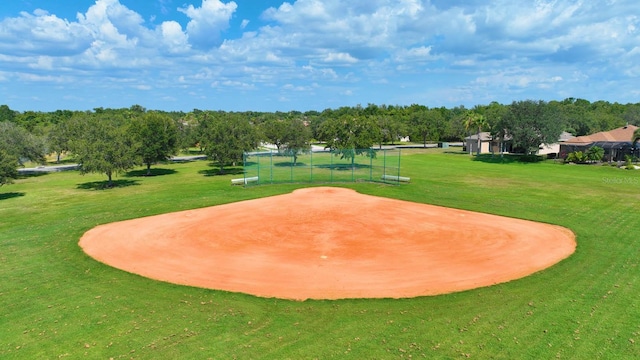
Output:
241,148,405,186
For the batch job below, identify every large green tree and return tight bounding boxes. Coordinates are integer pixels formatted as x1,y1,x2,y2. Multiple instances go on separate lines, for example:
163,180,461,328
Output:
0,121,45,186
259,119,289,152
131,112,178,175
174,112,201,152
0,121,46,166
281,118,312,165
0,149,19,186
69,114,139,187
377,112,406,147
0,104,16,122
409,105,445,148
201,114,259,173
498,100,564,155
258,118,312,164
318,114,379,166
47,119,74,163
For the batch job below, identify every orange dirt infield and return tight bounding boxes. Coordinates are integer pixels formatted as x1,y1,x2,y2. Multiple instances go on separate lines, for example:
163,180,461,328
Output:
79,187,576,300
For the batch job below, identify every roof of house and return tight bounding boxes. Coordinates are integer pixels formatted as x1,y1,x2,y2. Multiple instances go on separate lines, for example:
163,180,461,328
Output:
564,125,639,145
558,131,575,142
464,132,493,141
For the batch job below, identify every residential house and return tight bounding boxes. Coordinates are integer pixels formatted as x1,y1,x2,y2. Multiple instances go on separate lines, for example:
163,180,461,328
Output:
465,131,573,157
464,132,495,154
538,131,575,156
560,125,639,162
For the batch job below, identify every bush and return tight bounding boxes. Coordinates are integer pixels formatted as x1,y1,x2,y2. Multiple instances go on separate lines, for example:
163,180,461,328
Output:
586,146,604,162
565,146,603,164
565,151,587,163
625,155,635,170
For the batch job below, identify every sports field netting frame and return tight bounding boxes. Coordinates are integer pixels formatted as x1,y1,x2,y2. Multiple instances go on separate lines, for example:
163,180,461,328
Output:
242,148,405,186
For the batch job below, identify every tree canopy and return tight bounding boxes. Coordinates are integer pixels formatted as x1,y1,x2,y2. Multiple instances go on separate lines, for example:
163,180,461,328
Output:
496,100,564,155
318,114,378,164
131,112,179,175
0,149,19,186
69,114,139,187
259,119,289,153
259,118,312,164
409,105,446,148
47,119,75,163
0,121,46,166
1,97,640,189
201,113,259,173
281,118,312,164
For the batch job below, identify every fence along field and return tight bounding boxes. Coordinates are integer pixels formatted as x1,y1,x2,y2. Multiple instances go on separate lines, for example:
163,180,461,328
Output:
242,148,405,185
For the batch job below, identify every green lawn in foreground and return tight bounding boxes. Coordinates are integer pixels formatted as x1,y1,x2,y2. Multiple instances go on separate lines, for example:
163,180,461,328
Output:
1,151,639,359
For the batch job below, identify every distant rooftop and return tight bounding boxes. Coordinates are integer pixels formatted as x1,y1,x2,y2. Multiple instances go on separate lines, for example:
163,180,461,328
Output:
564,125,639,144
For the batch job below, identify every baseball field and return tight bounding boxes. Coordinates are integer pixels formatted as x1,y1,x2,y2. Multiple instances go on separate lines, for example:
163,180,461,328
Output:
1,150,638,359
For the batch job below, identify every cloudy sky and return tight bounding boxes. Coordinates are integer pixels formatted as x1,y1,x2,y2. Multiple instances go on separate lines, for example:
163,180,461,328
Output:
0,0,638,112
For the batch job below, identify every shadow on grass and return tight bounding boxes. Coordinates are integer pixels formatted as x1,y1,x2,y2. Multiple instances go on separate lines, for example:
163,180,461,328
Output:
444,150,470,155
314,163,372,171
469,153,546,164
125,168,177,177
0,192,26,200
274,162,307,167
198,167,245,177
17,171,49,179
76,179,140,190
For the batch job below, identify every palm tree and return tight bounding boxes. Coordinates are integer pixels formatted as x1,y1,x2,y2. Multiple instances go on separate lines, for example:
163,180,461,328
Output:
632,128,640,161
463,111,488,156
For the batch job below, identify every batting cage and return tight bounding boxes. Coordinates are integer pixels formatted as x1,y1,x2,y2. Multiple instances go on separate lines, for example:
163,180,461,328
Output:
240,148,407,186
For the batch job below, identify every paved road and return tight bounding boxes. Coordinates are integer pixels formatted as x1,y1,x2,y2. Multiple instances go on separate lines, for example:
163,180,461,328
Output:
17,155,208,174
18,164,80,174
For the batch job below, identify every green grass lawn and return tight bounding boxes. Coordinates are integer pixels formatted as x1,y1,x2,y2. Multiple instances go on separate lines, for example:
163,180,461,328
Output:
1,151,639,359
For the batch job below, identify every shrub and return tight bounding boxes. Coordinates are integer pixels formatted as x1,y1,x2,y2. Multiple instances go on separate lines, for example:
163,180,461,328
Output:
565,147,603,164
565,151,587,163
625,155,635,170
586,146,604,163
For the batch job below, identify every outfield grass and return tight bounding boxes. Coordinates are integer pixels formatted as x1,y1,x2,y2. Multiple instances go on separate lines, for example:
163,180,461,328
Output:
1,152,639,359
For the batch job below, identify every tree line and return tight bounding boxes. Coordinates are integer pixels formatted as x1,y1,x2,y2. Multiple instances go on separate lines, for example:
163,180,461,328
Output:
1,99,640,187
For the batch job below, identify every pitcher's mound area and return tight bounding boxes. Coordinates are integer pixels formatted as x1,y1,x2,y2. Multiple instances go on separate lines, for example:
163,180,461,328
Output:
80,187,575,300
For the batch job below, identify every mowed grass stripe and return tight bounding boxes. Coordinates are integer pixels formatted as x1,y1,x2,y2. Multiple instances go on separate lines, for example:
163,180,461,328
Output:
1,151,639,359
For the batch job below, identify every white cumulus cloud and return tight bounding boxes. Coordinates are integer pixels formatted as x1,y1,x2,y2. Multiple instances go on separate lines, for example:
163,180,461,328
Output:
178,0,237,49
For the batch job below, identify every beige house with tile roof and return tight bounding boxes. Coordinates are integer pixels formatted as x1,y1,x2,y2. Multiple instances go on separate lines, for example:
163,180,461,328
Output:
465,131,574,157
560,125,639,161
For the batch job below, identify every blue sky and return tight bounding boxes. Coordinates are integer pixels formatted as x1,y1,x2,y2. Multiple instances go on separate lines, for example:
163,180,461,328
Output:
0,0,638,112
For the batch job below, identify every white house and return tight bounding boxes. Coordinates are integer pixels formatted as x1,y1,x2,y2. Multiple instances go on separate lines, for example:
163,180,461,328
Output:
537,132,575,156
465,131,574,156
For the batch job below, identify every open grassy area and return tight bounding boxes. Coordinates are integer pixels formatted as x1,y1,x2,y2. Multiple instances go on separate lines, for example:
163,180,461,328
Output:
1,151,639,359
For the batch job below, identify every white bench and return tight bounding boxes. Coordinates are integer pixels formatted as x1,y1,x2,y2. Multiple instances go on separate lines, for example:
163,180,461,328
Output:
381,174,410,183
231,176,259,185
